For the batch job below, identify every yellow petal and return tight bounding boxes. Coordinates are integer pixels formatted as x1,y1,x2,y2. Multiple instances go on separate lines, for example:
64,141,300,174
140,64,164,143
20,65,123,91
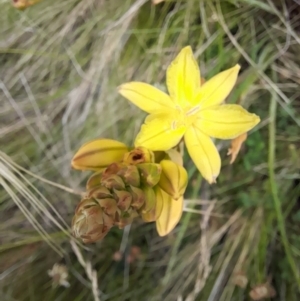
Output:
72,139,128,171
134,113,186,151
156,188,183,236
154,186,164,219
165,148,184,166
166,46,200,107
184,126,221,184
227,132,247,164
197,104,260,139
118,82,174,114
193,65,240,108
141,207,156,222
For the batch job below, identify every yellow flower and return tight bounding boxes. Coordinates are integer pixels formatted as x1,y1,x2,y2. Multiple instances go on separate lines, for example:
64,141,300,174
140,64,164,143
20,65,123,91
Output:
118,46,260,183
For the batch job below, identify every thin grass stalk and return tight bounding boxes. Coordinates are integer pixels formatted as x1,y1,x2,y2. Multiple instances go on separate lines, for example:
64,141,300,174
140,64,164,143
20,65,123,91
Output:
268,76,300,288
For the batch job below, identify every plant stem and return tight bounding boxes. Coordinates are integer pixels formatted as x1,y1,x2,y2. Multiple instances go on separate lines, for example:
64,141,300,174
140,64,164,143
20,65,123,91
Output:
268,88,300,287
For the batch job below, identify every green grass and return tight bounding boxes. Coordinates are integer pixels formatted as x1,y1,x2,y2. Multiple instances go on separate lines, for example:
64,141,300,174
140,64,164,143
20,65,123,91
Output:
1,0,300,300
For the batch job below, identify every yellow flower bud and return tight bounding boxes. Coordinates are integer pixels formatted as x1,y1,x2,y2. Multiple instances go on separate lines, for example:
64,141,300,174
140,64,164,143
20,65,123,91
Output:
158,160,188,200
71,139,128,171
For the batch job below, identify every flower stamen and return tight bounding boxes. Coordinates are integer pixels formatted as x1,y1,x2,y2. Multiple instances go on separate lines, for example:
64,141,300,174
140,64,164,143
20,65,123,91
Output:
186,105,200,116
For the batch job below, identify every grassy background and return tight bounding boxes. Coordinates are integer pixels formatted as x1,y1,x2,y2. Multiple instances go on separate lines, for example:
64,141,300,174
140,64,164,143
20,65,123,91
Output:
1,0,300,300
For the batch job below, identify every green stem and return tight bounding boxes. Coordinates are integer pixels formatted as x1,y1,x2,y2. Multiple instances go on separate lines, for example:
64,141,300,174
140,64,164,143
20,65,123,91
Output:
268,89,300,287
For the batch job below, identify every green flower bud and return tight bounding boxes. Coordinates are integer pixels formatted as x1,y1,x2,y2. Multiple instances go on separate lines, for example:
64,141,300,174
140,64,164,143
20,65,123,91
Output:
138,163,162,187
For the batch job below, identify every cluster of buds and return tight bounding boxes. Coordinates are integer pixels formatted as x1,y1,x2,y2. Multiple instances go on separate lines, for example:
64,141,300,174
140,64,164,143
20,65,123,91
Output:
71,139,188,243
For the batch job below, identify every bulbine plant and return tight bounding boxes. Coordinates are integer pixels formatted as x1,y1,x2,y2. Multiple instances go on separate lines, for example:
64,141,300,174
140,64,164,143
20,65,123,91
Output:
71,46,260,243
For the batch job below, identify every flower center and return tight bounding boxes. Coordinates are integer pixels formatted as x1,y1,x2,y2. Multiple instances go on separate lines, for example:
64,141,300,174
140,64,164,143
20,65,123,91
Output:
186,105,200,116
172,104,201,129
